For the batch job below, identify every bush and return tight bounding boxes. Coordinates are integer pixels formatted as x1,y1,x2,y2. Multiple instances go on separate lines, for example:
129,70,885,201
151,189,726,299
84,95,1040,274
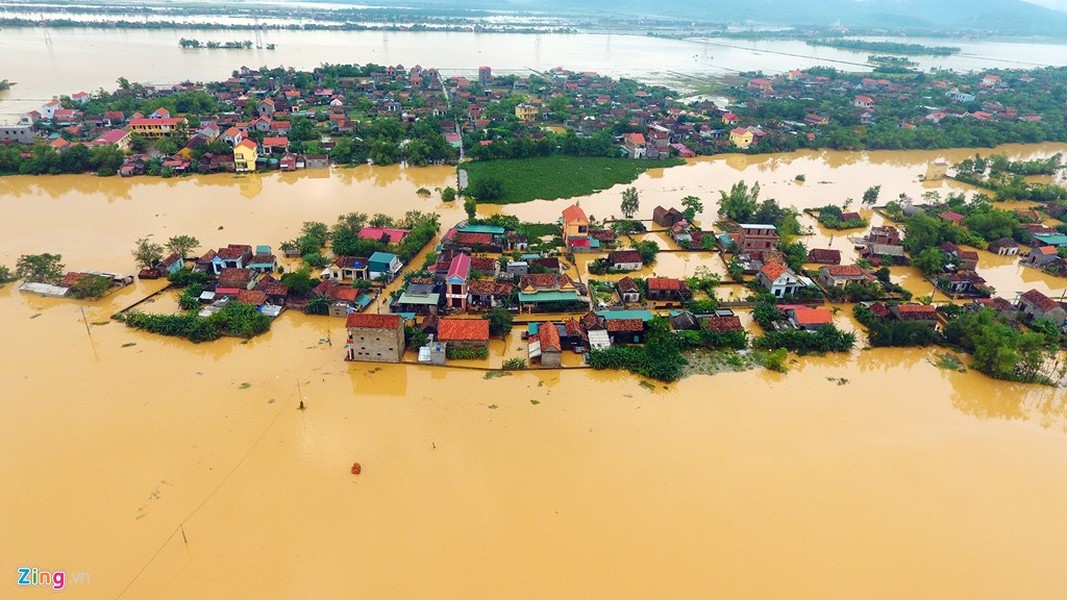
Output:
120,300,271,343
168,269,210,288
588,318,687,382
754,325,855,354
68,274,113,299
178,284,204,310
502,358,527,370
853,305,940,347
446,347,489,360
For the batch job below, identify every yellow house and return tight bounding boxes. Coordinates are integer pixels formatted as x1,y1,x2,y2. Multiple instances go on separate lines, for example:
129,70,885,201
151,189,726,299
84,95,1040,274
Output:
729,127,754,149
233,139,258,173
515,103,539,121
561,203,590,250
126,117,187,138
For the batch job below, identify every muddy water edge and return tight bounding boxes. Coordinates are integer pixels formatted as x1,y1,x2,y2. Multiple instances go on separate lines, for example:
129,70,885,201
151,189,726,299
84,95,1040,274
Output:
2,145,1067,599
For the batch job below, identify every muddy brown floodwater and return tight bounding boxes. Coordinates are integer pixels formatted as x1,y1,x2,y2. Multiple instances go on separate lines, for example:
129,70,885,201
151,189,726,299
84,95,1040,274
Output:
2,145,1067,598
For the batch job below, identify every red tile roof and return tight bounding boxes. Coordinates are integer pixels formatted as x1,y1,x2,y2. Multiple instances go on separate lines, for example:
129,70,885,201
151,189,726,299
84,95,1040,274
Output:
647,277,683,291
760,262,789,281
469,257,496,272
791,307,833,326
236,289,268,306
893,304,937,319
1020,289,1058,311
538,321,562,352
437,318,490,342
346,313,402,329
703,315,743,332
314,281,359,302
562,203,588,224
358,227,409,244
608,250,642,265
808,248,841,264
61,272,89,287
217,244,251,259
824,265,872,277
456,232,492,246
218,267,255,285
606,319,645,333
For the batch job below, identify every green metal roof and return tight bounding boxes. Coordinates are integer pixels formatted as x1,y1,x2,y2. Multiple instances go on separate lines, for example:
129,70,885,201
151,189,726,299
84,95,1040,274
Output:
596,310,655,322
397,293,440,305
1034,233,1067,247
517,291,581,303
458,224,505,235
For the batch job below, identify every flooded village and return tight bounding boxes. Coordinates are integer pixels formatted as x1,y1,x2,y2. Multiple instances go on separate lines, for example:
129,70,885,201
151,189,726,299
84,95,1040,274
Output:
4,19,1067,600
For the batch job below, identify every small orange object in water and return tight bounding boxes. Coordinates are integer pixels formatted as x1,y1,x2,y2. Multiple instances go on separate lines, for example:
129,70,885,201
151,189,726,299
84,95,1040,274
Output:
350,462,362,475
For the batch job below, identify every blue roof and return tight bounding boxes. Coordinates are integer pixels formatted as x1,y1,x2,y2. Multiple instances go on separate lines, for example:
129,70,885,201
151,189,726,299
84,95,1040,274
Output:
355,294,373,309
458,224,505,235
596,310,655,322
528,323,540,335
520,253,541,260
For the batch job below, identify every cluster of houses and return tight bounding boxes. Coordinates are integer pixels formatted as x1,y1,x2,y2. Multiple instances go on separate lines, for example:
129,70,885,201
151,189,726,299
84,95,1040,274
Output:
186,243,287,317
716,69,1049,150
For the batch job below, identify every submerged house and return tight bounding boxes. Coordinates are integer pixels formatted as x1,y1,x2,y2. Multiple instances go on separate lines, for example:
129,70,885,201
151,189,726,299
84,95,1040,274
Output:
345,313,405,363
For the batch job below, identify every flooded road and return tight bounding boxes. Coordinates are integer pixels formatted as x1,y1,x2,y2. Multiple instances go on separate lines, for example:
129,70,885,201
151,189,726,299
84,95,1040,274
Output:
2,144,1067,598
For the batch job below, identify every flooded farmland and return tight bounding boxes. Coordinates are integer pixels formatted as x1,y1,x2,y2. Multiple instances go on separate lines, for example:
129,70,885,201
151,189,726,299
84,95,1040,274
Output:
2,144,1067,598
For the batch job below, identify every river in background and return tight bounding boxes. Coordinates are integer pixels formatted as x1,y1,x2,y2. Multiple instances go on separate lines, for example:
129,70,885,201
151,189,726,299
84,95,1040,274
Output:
3,27,1067,119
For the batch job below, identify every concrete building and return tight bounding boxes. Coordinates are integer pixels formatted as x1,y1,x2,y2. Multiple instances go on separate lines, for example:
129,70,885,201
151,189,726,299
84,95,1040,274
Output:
0,124,36,144
345,313,405,363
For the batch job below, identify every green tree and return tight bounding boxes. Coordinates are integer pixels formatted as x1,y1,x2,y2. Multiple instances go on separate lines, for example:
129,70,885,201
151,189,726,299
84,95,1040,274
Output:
304,295,331,315
635,240,659,265
441,186,457,202
468,176,504,202
862,185,881,205
620,187,640,219
681,195,703,221
464,196,478,220
281,266,317,296
912,247,946,276
165,235,200,258
16,253,65,284
0,265,16,284
717,180,760,222
132,237,164,270
486,308,514,337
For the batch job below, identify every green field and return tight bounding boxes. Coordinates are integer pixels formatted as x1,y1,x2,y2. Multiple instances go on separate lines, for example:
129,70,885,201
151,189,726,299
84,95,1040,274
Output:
462,156,685,204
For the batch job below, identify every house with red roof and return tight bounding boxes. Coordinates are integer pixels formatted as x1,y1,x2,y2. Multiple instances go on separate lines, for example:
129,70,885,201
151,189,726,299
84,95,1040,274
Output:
853,95,875,109
888,303,939,326
784,306,833,330
1024,245,1059,268
1017,289,1067,326
260,136,289,154
807,248,841,265
530,321,562,367
622,132,646,158
345,313,405,363
358,226,409,245
562,203,591,251
445,253,471,310
758,262,807,298
437,318,490,350
90,129,132,151
818,264,876,288
646,277,691,303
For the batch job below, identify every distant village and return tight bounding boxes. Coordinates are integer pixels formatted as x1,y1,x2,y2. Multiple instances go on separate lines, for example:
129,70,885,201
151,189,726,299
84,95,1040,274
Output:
2,62,1066,176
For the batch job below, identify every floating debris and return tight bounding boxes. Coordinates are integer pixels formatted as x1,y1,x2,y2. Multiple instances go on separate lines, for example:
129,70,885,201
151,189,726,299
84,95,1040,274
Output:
350,462,362,475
